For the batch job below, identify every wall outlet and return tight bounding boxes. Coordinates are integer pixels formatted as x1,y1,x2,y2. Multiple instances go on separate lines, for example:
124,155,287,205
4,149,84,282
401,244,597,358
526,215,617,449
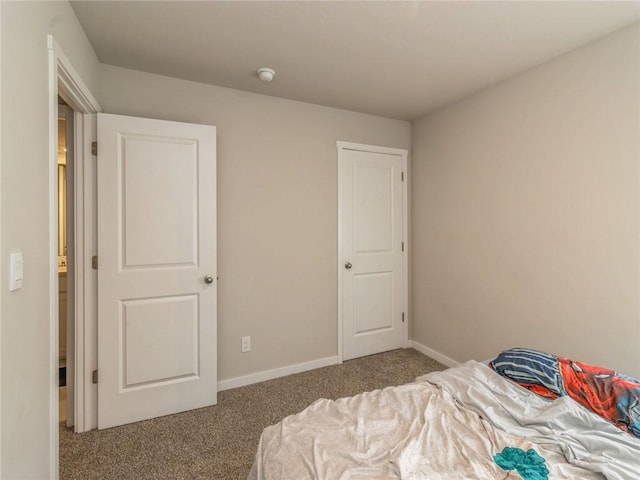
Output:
241,336,251,353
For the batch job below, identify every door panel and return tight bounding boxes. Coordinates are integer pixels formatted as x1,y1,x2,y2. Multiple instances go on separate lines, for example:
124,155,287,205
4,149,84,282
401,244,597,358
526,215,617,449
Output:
121,294,198,388
340,146,405,361
354,273,393,333
121,136,198,268
97,113,217,429
354,165,392,253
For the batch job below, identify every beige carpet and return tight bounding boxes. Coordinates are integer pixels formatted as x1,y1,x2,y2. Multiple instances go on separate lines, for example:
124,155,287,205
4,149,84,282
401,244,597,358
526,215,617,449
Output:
60,348,445,480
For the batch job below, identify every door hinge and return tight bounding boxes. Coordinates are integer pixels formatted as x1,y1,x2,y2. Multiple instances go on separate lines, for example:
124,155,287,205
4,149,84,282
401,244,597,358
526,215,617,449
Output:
401,171,404,182
92,369,98,384
402,242,405,252
91,141,98,156
402,312,405,323
92,255,98,269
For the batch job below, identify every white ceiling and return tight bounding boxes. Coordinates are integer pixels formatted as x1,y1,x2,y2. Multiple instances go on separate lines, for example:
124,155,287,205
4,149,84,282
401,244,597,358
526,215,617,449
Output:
71,1,640,120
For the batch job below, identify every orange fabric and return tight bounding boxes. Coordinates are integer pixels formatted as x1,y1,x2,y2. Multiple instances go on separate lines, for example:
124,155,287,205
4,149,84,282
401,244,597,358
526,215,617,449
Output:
558,357,627,430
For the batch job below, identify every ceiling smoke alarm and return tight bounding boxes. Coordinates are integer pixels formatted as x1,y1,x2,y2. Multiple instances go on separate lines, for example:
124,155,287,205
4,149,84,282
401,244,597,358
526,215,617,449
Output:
257,67,276,82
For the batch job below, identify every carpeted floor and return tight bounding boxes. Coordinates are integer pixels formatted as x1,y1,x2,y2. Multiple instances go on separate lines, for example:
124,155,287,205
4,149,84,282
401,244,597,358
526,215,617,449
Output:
60,348,445,480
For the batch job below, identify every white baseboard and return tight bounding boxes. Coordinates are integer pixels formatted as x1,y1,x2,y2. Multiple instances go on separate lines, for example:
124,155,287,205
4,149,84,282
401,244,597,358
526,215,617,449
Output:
217,344,458,392
410,340,460,368
217,355,339,392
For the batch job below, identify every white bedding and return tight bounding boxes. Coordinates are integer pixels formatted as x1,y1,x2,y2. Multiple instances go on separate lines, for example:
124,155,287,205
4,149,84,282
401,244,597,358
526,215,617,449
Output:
249,361,640,480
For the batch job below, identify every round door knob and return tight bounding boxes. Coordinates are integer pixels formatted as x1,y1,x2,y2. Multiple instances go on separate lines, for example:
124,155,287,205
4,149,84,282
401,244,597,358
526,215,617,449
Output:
204,274,214,284
344,262,352,270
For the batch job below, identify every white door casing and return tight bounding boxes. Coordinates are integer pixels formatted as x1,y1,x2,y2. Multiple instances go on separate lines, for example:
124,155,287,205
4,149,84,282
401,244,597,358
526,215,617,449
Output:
338,142,408,362
97,113,217,429
49,34,102,477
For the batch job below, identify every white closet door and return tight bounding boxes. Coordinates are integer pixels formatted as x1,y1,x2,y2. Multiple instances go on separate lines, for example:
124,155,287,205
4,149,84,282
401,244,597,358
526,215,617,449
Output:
340,145,406,361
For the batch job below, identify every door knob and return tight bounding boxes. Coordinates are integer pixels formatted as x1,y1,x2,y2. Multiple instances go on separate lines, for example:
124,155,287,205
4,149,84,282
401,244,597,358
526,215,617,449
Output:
344,262,352,270
204,274,214,284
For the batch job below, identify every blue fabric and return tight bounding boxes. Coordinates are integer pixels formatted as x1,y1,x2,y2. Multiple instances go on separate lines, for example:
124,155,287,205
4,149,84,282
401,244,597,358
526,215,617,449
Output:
490,348,566,396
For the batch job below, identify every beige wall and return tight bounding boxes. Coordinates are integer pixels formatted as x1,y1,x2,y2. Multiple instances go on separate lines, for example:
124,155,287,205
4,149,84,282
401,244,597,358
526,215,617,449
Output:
411,24,640,377
0,3,3,475
98,65,410,381
0,1,100,477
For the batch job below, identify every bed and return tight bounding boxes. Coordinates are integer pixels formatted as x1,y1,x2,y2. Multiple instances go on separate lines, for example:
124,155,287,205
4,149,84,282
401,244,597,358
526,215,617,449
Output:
248,348,640,480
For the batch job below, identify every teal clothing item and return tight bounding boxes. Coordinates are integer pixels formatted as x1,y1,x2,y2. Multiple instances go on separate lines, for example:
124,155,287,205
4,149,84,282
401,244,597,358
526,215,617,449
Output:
493,447,549,480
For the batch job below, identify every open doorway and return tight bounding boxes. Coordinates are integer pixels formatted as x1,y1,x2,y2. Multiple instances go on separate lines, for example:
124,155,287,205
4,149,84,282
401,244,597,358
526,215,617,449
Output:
57,98,74,426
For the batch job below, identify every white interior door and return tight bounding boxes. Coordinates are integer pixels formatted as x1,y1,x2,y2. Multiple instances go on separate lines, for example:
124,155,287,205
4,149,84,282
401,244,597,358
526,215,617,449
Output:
97,113,217,429
339,143,407,361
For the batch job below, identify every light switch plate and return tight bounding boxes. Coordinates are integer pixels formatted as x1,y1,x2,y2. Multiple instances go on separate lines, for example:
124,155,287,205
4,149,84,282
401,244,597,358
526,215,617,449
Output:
9,251,23,291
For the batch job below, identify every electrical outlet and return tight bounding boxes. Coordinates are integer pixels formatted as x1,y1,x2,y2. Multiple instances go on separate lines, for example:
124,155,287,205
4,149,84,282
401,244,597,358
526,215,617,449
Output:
241,336,251,353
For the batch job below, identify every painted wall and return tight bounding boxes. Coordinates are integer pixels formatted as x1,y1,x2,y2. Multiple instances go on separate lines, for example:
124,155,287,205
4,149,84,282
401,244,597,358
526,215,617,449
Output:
0,3,3,475
98,65,411,381
411,24,640,377
0,1,100,478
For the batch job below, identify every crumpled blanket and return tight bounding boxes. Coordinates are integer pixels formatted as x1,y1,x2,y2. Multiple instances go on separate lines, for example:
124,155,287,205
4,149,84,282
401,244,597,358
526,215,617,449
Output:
249,361,640,480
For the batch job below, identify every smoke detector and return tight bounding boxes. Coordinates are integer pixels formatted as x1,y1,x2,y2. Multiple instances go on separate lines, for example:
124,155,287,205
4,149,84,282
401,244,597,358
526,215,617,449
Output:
257,67,276,82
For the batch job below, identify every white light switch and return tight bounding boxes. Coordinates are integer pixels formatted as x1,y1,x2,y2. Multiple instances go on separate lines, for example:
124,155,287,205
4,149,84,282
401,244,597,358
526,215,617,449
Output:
9,251,23,291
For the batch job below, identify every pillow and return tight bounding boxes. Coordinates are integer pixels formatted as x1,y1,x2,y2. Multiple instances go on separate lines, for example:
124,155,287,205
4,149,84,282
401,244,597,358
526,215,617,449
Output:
490,347,566,399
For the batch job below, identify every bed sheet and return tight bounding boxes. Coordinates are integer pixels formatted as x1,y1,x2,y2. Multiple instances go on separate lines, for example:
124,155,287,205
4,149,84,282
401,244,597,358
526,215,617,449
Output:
249,361,640,480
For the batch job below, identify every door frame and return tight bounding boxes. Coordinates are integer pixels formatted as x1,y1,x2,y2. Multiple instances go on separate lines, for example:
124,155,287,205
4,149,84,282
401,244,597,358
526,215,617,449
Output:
336,141,409,363
48,35,101,478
